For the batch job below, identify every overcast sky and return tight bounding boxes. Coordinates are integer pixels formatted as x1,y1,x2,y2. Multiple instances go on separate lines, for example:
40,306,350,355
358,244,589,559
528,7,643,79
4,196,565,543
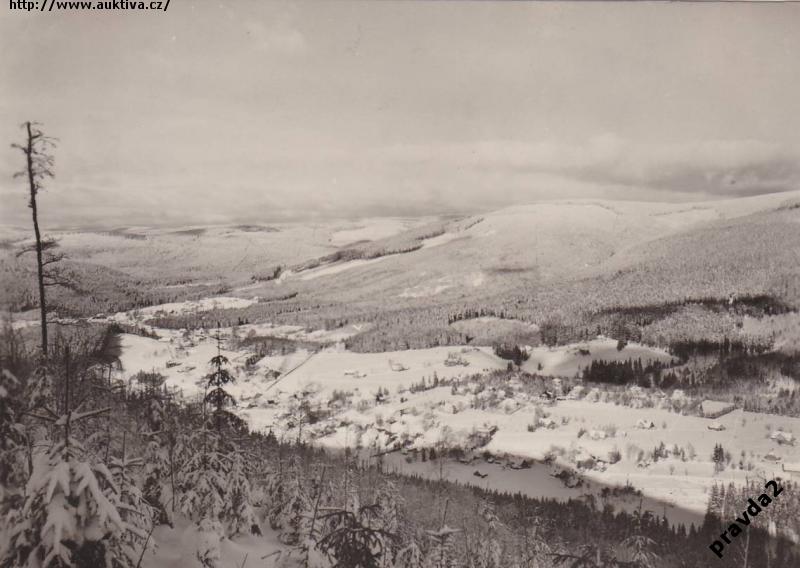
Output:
2,1,800,227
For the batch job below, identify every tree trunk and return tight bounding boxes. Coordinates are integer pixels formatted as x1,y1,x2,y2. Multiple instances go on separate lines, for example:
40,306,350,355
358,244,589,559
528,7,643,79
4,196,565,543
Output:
25,121,48,357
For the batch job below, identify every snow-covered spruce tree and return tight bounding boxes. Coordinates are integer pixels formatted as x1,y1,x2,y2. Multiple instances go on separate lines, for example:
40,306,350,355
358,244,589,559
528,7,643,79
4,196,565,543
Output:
0,370,28,548
134,371,167,435
179,334,235,521
142,438,171,525
205,334,236,443
177,417,228,526
1,351,140,568
616,502,660,568
26,361,56,417
270,455,312,545
297,464,333,568
179,333,258,564
373,480,403,538
224,449,259,536
178,435,228,568
317,503,397,568
371,480,404,567
0,371,27,493
177,419,226,567
134,372,172,525
475,498,504,568
1,431,126,568
17,359,58,486
108,437,155,567
550,544,613,568
334,449,362,516
393,531,424,568
424,499,460,568
510,518,551,568
158,398,188,521
618,534,659,568
264,440,288,531
423,525,460,568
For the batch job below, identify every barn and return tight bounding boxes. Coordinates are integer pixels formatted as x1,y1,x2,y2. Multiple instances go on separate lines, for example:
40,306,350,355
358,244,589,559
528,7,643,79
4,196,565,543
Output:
701,400,735,419
782,463,800,477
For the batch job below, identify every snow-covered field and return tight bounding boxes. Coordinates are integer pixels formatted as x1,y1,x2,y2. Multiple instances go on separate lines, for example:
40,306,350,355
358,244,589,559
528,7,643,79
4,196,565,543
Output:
297,256,389,281
115,333,503,411
142,517,284,568
328,218,429,246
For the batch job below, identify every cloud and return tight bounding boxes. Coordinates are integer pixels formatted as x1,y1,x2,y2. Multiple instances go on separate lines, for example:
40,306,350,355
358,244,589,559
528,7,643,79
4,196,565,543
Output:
372,136,800,198
574,139,800,196
4,135,797,228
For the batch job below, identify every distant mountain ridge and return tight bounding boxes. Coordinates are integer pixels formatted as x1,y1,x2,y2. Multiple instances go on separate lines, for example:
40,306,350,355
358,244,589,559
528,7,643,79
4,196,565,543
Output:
280,190,800,303
2,191,799,346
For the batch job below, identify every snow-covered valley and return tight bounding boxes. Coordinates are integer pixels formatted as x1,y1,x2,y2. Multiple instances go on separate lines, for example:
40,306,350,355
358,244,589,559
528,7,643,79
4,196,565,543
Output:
96,297,800,533
4,194,800,567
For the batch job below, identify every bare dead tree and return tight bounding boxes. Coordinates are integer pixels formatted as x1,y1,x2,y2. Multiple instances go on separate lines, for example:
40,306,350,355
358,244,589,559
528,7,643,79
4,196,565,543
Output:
12,121,58,357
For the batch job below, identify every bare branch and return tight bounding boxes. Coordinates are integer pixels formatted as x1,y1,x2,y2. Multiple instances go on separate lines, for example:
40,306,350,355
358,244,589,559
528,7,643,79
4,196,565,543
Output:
15,244,37,258
42,274,77,289
55,407,111,426
42,253,66,266
23,411,56,423
40,405,60,420
43,281,74,289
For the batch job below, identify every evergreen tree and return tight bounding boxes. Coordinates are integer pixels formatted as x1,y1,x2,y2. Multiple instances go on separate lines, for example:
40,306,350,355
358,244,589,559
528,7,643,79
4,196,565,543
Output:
424,525,460,568
107,444,155,567
179,335,257,561
205,333,236,442
137,372,171,524
141,438,170,525
0,370,27,518
178,428,229,568
178,426,228,524
272,456,312,545
374,480,403,539
476,498,504,568
224,449,259,536
317,503,396,568
1,359,134,568
395,539,424,568
424,497,460,568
